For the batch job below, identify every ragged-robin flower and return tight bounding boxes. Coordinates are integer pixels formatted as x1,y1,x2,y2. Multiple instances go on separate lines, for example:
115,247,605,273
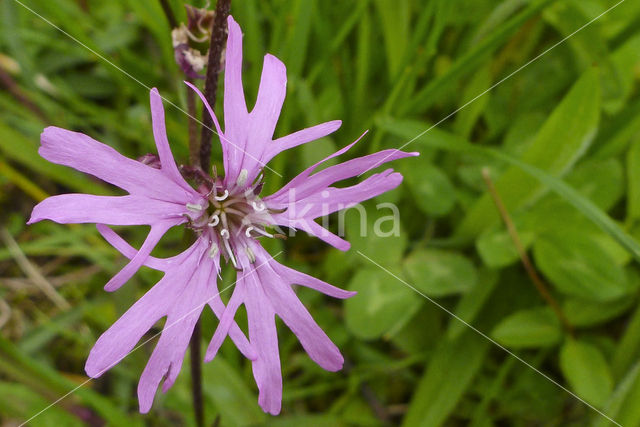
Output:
28,15,417,415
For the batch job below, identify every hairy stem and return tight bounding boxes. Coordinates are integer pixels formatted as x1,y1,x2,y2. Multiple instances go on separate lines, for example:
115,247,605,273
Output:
481,168,573,335
199,0,232,172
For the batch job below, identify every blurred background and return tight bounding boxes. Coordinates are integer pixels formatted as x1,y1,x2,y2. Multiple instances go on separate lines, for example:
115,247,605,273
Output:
2,0,640,425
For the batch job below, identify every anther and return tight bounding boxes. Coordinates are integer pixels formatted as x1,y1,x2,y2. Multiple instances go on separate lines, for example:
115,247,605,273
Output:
237,169,248,187
245,246,256,263
208,243,219,258
220,229,230,239
207,214,219,227
252,201,265,211
214,189,229,201
186,202,204,212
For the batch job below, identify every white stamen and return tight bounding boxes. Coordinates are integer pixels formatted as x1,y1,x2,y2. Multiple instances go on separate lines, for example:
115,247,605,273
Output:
245,226,254,237
245,246,256,263
220,229,230,239
214,189,229,201
237,169,248,187
207,215,219,227
208,243,219,258
186,202,204,212
244,227,273,238
252,201,265,212
222,237,237,268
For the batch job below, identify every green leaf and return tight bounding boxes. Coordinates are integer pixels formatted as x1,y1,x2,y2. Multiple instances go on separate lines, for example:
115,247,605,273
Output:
533,230,629,301
457,68,601,238
0,382,82,426
491,307,562,349
203,357,267,426
476,226,535,268
564,297,634,328
447,269,499,340
402,331,489,427
401,160,456,217
627,137,640,224
403,249,477,297
345,269,421,340
560,339,613,407
379,116,640,263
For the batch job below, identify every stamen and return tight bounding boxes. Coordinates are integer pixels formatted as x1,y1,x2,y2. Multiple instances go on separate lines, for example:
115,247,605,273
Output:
245,246,256,263
222,237,238,268
252,201,265,212
214,189,229,201
237,169,248,187
207,214,219,227
208,243,219,258
246,226,273,238
220,229,230,239
186,202,204,212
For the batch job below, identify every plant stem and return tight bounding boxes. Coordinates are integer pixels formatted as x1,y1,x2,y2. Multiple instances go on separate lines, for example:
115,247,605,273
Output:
158,0,178,29
481,167,574,335
186,77,200,168
199,0,231,172
190,321,204,427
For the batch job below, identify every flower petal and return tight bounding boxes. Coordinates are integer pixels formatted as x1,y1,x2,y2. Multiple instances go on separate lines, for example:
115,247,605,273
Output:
39,127,197,204
223,16,249,180
256,257,343,372
239,54,287,182
204,278,245,362
29,194,188,226
84,243,201,378
149,88,197,194
244,270,282,415
264,120,342,163
96,225,257,360
104,221,174,292
137,250,210,413
271,262,356,299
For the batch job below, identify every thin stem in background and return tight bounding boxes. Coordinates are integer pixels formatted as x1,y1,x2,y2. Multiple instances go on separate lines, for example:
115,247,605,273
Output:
199,0,231,172
157,2,207,425
190,321,204,427
481,168,574,335
158,0,178,29
186,77,200,168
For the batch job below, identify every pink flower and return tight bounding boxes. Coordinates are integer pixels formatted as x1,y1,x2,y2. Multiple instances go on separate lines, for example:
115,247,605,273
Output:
29,15,416,415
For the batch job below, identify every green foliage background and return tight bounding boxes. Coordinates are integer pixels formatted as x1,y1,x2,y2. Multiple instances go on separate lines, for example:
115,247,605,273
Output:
1,0,640,425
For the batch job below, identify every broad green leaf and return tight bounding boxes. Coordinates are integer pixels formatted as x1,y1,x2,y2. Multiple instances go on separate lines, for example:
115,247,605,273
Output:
345,269,421,340
627,137,640,224
203,357,267,426
379,116,640,262
592,362,640,427
560,339,613,407
402,331,489,427
457,68,600,238
564,297,634,328
613,304,640,379
403,249,477,297
345,205,408,269
476,226,535,268
400,160,455,217
491,307,562,348
533,230,629,301
447,269,499,340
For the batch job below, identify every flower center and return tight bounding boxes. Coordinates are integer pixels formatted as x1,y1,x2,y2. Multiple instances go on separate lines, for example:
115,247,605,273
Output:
185,170,277,268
